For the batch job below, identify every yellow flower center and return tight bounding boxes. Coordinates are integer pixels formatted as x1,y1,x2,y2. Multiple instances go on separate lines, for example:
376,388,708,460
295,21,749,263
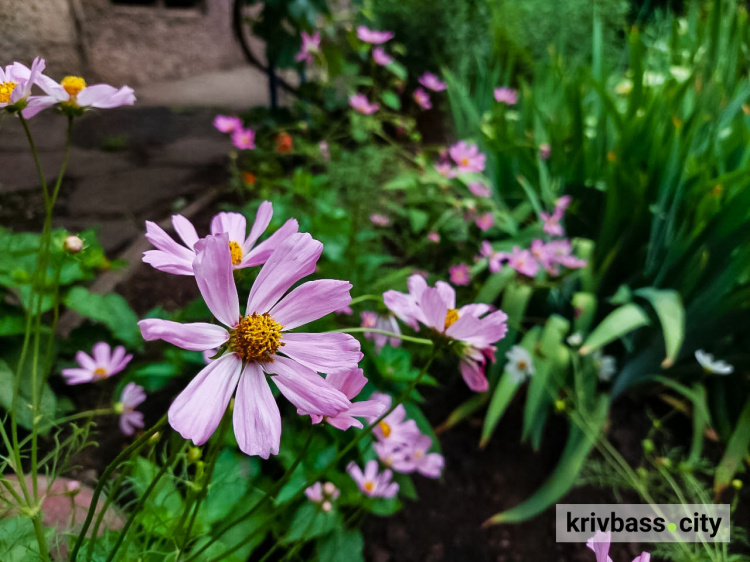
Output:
229,241,243,266
444,308,460,330
0,81,17,104
517,360,528,371
61,76,87,98
378,421,392,438
230,313,284,362
460,157,470,166
414,450,423,458
364,481,374,492
93,367,108,379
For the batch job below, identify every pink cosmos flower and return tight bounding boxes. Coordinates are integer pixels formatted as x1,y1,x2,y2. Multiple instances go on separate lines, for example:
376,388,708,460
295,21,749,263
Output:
356,26,394,44
480,241,504,273
143,202,298,275
545,239,587,270
35,72,135,113
370,214,390,227
376,434,444,478
361,311,401,350
117,382,146,436
319,141,330,162
350,93,379,114
530,239,557,274
504,246,539,278
413,88,432,110
541,209,564,236
213,115,242,133
0,58,52,118
586,530,650,562
335,305,353,315
449,264,471,286
305,481,340,512
302,368,385,430
494,87,518,105
383,276,508,391
468,182,491,197
295,31,320,65
62,342,132,385
372,47,394,66
232,127,255,150
138,233,361,458
371,393,421,446
418,72,446,92
539,143,551,161
555,195,572,212
348,460,399,498
475,212,494,231
449,141,486,173
434,162,457,178
427,231,440,243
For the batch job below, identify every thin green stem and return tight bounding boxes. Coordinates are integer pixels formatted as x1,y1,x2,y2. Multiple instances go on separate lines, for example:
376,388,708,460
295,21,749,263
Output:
328,327,434,347
347,294,382,306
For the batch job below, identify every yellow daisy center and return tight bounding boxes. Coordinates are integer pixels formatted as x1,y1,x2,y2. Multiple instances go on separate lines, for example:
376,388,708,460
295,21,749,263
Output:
93,367,108,379
0,81,17,104
517,360,528,371
414,449,423,458
460,157,470,166
378,421,392,438
230,313,284,362
364,481,374,493
61,76,87,98
228,241,243,265
444,308,460,330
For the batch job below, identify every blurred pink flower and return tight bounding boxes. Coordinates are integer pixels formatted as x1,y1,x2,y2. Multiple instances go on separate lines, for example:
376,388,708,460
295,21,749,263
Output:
62,342,132,385
434,162,457,178
586,530,650,562
427,231,440,243
449,141,486,173
371,392,422,445
143,202,298,275
213,115,242,133
319,140,330,161
370,213,390,226
349,93,379,114
295,31,320,66
372,47,393,66
418,72,446,92
480,241,503,273
117,383,145,435
305,481,340,511
475,212,494,231
361,311,401,350
505,246,539,277
383,275,507,391
555,195,571,212
139,233,361,458
546,239,587,270
348,460,399,498
413,88,432,110
232,127,255,150
494,87,518,105
1,58,58,118
303,368,385,430
376,434,444,478
335,305,353,315
541,209,564,236
356,26,394,44
539,143,551,160
449,264,471,286
468,182,491,197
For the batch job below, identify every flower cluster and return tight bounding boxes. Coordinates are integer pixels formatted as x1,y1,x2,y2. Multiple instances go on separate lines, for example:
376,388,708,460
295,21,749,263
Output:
361,311,401,351
213,115,256,150
305,481,340,512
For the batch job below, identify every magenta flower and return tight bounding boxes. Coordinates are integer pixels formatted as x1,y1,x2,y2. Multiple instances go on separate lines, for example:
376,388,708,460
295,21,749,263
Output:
541,209,564,236
305,481,340,512
116,383,146,436
139,233,361,457
213,115,242,133
383,276,508,391
0,58,52,118
62,342,132,385
302,368,385,430
350,93,379,114
143,203,298,275
418,72,447,92
494,87,518,105
480,241,504,273
475,212,494,231
449,141,486,173
371,393,421,446
449,264,471,286
530,239,557,274
372,47,394,66
539,143,551,161
35,72,135,113
505,246,539,278
356,26,394,44
555,195,571,212
427,231,440,243
232,127,255,150
335,305,353,315
586,530,650,562
468,182,491,197
361,311,401,350
434,162,457,178
545,239,587,270
370,213,390,227
376,434,444,479
413,88,432,110
348,460,399,498
295,31,320,66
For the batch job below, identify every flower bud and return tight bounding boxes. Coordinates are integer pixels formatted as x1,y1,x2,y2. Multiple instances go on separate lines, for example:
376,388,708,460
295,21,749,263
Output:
187,447,203,463
64,480,81,496
64,235,84,254
642,439,654,454
322,482,336,496
733,479,743,490
321,501,332,512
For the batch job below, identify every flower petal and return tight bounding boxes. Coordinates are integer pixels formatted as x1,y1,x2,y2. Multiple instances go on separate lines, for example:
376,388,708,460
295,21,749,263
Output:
325,368,367,400
168,354,242,445
434,281,455,310
77,84,135,108
242,218,299,267
193,234,240,327
460,358,488,392
233,362,281,458
172,215,199,249
271,279,352,330
61,368,93,385
280,333,362,374
92,342,111,366
382,290,421,330
210,212,247,245
138,319,229,351
242,201,273,251
266,356,350,416
420,287,448,332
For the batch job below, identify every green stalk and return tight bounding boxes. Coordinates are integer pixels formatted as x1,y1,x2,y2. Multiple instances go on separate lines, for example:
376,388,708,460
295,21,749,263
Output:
328,327,434,346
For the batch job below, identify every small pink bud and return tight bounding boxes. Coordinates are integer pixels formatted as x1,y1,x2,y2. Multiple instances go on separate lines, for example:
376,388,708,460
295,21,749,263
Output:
64,235,83,254
322,482,336,496
321,501,332,512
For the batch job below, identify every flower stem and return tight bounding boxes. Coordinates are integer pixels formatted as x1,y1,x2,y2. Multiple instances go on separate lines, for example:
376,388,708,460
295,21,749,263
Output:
328,327,434,346
347,294,382,306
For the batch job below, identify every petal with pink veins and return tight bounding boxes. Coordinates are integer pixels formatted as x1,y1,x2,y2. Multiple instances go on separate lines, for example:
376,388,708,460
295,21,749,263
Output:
138,319,229,351
265,357,350,416
193,234,240,327
233,362,281,458
280,333,362,373
270,279,352,330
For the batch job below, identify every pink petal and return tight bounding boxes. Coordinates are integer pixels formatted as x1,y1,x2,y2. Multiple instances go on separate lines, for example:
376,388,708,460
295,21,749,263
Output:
210,212,247,244
242,218,299,267
460,358,488,392
246,233,322,314
92,342,111,366
77,84,135,108
168,354,242,445
172,215,199,249
382,291,421,331
420,287,448,332
271,279,352,330
280,333,362,374
265,356,350,416
407,274,428,300
193,234,240,327
138,319,229,351
75,351,96,371
242,202,273,252
434,281,456,309
325,368,367,400
142,249,193,276
233,362,281,458
61,368,93,385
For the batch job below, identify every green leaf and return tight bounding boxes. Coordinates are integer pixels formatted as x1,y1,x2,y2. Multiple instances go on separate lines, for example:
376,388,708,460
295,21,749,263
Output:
476,269,514,304
63,286,140,346
0,358,56,431
282,502,341,544
485,395,609,524
714,398,750,496
0,516,43,560
317,529,364,562
634,288,685,368
580,303,650,355
386,61,408,81
381,90,401,111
